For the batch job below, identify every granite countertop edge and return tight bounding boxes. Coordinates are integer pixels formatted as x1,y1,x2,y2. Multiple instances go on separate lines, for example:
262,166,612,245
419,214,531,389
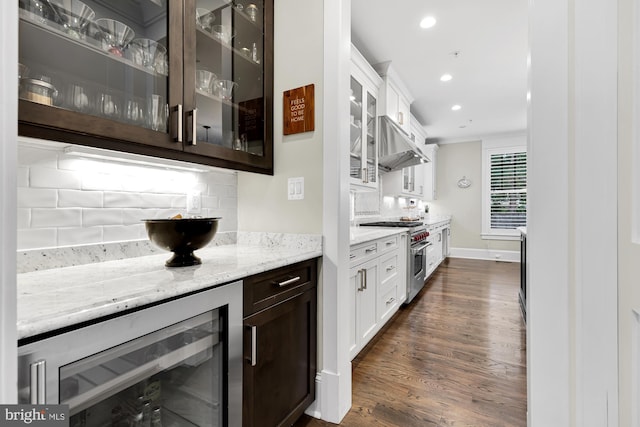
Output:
17,241,322,340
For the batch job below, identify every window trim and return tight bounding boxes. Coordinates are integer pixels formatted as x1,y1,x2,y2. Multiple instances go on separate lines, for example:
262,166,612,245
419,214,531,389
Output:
481,137,527,240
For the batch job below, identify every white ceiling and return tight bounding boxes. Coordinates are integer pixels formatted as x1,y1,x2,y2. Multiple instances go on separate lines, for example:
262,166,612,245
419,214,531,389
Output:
351,0,528,143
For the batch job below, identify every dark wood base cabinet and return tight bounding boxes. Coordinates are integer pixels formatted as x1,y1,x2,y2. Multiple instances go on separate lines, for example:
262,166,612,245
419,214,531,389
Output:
242,259,317,427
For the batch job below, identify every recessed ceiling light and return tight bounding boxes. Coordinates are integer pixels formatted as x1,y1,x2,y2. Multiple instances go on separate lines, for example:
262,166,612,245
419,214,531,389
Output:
451,105,462,111
440,74,452,82
420,16,437,29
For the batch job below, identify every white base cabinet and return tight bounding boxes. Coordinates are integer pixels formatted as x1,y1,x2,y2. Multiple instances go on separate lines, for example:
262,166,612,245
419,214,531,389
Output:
349,232,406,360
425,220,450,279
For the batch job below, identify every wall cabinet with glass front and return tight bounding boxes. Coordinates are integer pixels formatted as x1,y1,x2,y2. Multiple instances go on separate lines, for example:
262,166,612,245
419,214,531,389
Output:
350,46,382,190
17,0,273,174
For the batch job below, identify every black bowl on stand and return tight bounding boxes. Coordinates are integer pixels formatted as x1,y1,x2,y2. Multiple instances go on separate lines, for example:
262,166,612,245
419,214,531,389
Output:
144,217,220,267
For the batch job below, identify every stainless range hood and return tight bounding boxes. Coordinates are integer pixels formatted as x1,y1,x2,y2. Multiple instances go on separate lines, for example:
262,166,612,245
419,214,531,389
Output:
378,115,429,172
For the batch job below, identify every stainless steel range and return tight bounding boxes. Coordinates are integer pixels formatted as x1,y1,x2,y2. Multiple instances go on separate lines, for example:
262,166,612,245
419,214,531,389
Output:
359,221,431,303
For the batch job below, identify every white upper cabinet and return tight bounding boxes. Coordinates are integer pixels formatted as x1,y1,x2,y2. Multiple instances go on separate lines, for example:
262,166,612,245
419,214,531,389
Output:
373,62,414,135
350,45,383,190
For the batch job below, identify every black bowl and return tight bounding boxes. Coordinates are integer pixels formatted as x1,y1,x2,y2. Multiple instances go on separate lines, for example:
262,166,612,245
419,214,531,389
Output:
144,217,220,267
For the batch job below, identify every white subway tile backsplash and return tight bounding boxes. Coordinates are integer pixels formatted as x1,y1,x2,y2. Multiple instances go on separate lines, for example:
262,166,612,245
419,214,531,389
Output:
17,167,29,187
58,226,103,247
17,143,238,250
220,197,237,209
202,195,219,209
103,224,145,242
59,190,103,208
83,209,123,226
18,228,57,250
82,172,125,191
31,167,81,190
18,188,57,208
104,192,143,208
122,209,151,224
32,208,82,228
17,209,31,229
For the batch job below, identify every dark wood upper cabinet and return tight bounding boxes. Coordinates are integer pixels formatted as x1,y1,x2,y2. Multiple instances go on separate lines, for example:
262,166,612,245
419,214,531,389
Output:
18,0,274,175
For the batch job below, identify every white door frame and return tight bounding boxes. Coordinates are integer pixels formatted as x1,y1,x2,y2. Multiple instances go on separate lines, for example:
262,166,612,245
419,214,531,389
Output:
0,1,18,403
528,0,618,425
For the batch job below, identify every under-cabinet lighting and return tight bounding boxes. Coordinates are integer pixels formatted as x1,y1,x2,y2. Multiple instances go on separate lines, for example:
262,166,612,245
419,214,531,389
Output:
420,16,437,29
440,74,452,82
451,104,462,111
63,146,210,173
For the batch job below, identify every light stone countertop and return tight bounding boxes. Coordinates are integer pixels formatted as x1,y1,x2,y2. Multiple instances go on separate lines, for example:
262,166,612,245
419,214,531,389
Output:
423,214,452,226
17,238,321,340
350,227,408,246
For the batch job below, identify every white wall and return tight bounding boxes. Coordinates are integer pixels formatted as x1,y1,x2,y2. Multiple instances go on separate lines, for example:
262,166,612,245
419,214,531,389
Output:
236,0,324,234
617,0,640,424
16,140,238,250
430,140,520,252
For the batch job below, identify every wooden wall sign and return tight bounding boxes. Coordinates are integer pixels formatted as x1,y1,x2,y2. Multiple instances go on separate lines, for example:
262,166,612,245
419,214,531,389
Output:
283,84,314,135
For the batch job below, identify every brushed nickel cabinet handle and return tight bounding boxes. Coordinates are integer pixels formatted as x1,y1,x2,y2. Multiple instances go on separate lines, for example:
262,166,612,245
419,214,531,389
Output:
363,269,367,290
277,276,301,287
30,360,46,404
386,265,395,272
186,108,198,145
357,269,364,292
249,325,257,367
171,104,183,142
365,246,376,253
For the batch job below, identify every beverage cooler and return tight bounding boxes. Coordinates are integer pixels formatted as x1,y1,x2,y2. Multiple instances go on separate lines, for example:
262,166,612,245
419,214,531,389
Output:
18,281,243,427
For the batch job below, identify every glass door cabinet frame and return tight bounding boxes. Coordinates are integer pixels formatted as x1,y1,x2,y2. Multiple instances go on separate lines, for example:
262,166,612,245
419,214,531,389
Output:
17,0,274,175
350,46,382,190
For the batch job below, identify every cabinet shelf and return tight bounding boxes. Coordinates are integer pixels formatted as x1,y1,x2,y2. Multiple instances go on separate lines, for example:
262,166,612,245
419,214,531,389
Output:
19,11,166,88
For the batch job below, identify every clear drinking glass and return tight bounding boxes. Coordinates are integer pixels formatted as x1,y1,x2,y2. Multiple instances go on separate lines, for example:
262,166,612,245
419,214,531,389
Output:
147,94,167,132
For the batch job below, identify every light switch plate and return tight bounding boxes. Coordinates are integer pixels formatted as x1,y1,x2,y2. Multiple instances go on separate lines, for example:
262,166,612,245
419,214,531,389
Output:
288,177,304,200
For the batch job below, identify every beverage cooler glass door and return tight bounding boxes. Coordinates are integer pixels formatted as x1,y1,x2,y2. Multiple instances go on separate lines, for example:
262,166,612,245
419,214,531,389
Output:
18,0,171,133
192,0,265,155
18,281,242,427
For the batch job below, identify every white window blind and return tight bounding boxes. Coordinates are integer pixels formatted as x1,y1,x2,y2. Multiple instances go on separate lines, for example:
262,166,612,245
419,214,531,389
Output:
489,151,527,229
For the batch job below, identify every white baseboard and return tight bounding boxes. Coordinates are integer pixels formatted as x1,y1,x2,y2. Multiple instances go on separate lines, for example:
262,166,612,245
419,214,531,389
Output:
303,373,323,419
449,247,520,262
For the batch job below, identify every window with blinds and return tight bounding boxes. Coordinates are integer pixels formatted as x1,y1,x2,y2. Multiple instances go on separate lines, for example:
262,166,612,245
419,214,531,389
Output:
490,152,527,229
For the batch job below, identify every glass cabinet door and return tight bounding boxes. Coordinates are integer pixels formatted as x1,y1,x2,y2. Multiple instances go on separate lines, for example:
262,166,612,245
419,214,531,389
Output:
18,0,181,148
365,90,377,185
183,0,272,171
350,76,364,182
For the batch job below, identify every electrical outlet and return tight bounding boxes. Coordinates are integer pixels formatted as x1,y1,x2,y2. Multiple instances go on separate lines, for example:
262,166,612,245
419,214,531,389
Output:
187,191,202,214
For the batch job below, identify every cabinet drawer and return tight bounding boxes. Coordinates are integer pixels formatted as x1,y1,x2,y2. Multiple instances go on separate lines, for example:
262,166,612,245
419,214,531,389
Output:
378,279,399,322
378,235,399,254
243,259,317,317
379,252,399,284
350,242,379,267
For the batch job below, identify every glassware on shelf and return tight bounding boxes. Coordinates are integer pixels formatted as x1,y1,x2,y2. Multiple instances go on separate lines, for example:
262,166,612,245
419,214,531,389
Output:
65,83,91,113
20,76,58,106
46,0,95,39
20,0,57,24
150,406,162,427
147,94,167,132
211,25,236,44
195,69,217,94
129,38,167,73
214,79,237,101
125,97,145,125
195,8,214,32
245,4,258,22
95,18,135,57
98,92,120,119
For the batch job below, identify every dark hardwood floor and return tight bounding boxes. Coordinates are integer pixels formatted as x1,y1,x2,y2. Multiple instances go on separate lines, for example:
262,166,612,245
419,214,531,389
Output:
294,257,527,427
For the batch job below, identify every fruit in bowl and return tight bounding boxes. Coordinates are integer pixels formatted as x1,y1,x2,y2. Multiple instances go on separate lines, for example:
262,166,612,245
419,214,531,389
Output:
144,217,220,267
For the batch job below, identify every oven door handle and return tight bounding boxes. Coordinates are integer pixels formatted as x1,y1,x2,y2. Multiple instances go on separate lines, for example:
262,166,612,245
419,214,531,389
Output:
411,242,431,253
